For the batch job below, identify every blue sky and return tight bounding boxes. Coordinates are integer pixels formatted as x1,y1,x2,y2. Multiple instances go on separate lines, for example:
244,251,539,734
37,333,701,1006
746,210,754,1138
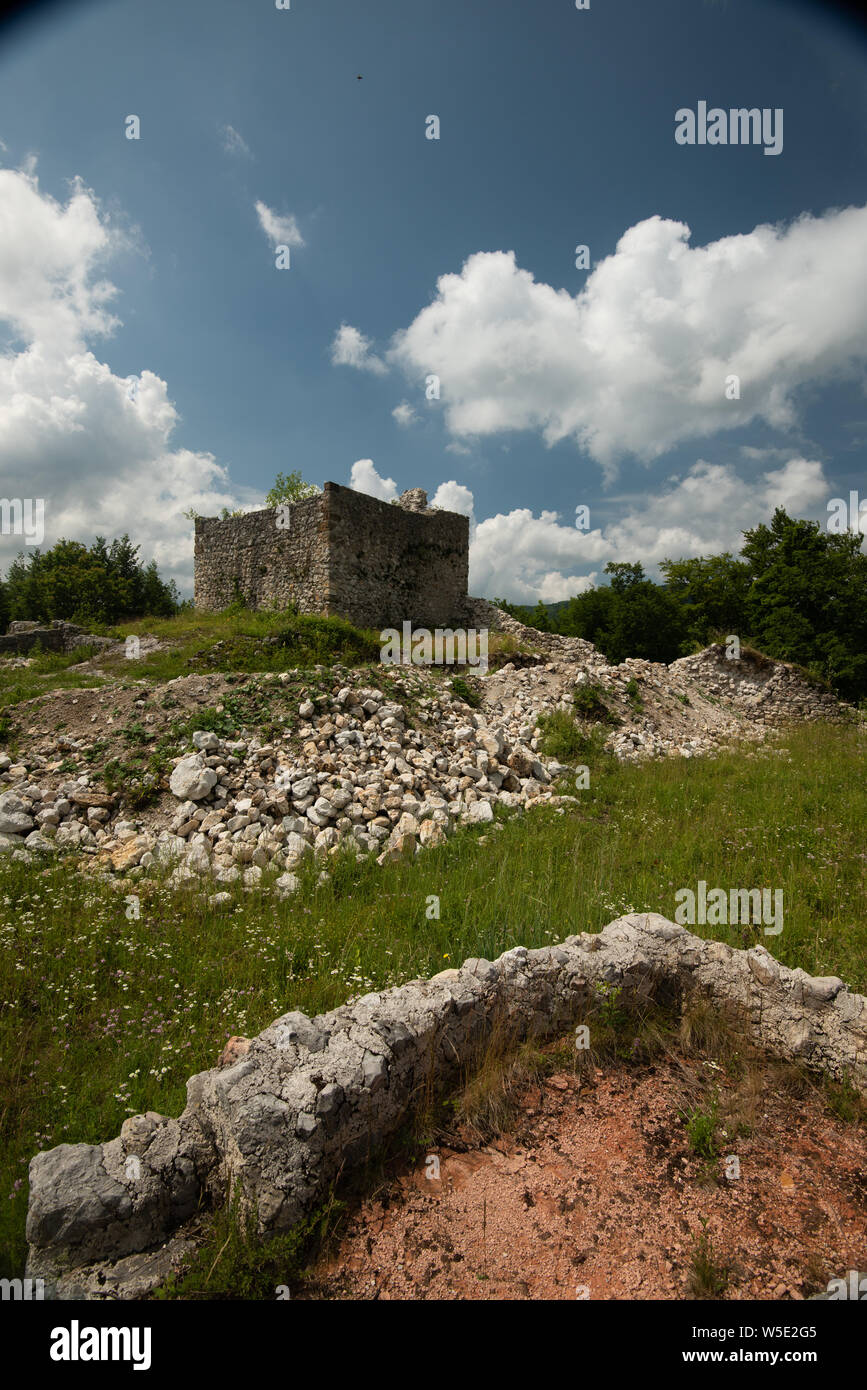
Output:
0,0,865,600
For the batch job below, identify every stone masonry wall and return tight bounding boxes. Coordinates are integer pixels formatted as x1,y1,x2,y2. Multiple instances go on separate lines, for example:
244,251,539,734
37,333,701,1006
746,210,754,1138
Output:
324,483,469,630
194,493,328,613
194,483,469,630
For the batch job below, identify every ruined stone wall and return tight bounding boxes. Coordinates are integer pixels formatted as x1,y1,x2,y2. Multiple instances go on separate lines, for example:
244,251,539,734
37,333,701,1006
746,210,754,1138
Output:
25,913,867,1298
194,483,469,630
324,483,469,630
194,494,328,613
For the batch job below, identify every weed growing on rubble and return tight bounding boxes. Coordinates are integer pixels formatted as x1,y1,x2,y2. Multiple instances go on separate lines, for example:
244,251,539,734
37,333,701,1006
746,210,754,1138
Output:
687,1218,730,1298
536,711,610,765
572,681,619,723
153,1184,346,1300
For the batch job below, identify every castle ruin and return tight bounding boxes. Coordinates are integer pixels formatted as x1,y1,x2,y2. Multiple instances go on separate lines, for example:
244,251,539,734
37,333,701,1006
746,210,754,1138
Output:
194,482,469,631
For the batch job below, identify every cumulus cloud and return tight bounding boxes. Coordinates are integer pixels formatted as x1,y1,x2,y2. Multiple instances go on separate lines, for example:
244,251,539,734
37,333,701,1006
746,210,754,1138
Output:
254,199,304,248
331,323,387,375
470,508,607,602
0,167,123,355
0,164,253,590
391,401,418,427
430,480,474,521
384,206,867,476
602,456,830,567
464,455,832,602
348,458,397,500
340,449,829,603
221,124,252,158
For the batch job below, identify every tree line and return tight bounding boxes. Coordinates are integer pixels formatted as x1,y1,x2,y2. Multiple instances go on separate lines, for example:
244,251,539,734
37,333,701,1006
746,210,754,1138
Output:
0,474,316,629
2,504,864,703
495,509,867,703
0,535,180,631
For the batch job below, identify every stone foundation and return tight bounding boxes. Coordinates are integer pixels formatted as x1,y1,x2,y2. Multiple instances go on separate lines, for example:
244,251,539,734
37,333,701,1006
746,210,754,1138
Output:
25,914,867,1298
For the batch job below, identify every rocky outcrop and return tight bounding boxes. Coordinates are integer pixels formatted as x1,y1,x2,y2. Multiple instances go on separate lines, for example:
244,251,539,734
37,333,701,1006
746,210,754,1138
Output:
0,620,115,657
670,643,842,725
25,913,867,1298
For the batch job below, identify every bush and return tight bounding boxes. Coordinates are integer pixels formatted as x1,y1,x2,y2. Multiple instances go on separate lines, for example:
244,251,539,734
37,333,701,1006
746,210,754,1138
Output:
450,675,481,709
572,682,618,724
537,711,610,763
2,534,178,629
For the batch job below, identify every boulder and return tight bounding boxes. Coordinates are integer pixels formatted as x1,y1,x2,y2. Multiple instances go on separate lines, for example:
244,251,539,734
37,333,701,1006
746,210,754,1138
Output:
169,755,218,801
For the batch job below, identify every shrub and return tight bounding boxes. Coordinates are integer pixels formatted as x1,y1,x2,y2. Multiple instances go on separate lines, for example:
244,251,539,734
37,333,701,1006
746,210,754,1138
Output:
450,675,482,709
537,711,610,763
572,682,618,724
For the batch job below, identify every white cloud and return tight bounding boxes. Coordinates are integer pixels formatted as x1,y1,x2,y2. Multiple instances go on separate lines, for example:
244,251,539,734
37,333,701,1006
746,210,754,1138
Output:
221,124,252,158
445,441,472,456
0,167,124,355
331,323,387,375
391,400,418,427
459,455,832,602
385,206,867,476
603,456,829,565
470,507,608,602
739,445,792,462
254,199,304,249
0,164,253,592
348,458,397,500
430,480,474,521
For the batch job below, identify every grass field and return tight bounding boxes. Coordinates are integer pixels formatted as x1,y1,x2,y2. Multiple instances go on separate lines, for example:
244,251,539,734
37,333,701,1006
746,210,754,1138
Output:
1,719,865,1278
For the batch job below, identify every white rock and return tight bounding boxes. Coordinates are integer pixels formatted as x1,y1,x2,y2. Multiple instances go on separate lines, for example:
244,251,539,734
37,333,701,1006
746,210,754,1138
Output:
170,755,218,801
275,871,300,897
283,832,312,866
192,731,220,751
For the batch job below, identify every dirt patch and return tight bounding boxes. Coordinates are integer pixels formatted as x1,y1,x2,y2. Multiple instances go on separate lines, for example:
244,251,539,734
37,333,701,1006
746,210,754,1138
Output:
301,1051,867,1301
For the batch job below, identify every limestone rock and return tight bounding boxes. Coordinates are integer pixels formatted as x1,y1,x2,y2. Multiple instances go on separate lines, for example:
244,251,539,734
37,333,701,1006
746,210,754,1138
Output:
169,755,218,801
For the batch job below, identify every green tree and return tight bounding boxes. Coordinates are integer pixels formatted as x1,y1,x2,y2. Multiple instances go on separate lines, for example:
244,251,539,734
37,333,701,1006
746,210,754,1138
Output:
558,564,687,665
739,508,867,699
2,534,179,629
265,471,321,507
659,552,751,645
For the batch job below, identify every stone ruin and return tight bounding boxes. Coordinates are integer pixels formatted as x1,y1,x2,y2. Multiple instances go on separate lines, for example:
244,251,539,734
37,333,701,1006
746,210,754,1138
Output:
0,620,114,657
25,913,867,1299
194,482,470,631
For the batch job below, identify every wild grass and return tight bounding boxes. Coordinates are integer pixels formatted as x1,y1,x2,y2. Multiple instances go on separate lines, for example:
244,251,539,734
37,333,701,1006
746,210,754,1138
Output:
536,711,612,765
0,720,865,1276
